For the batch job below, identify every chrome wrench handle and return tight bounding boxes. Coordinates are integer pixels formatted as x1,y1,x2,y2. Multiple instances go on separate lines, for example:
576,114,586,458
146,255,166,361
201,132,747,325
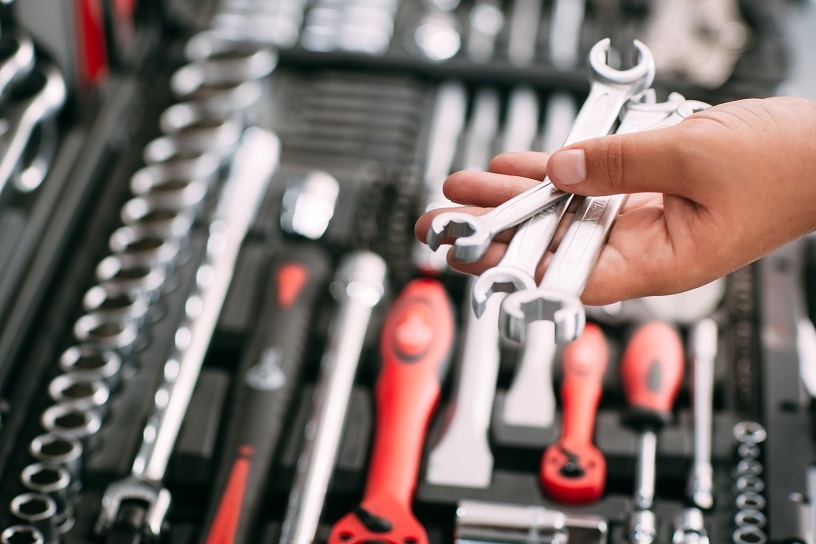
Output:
95,128,280,538
427,38,655,263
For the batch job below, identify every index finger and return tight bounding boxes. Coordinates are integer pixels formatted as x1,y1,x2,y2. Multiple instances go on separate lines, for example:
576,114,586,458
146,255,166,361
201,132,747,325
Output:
489,151,550,179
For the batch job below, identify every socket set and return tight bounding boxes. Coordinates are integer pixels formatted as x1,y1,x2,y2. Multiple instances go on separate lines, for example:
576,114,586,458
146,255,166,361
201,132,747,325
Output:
0,0,809,543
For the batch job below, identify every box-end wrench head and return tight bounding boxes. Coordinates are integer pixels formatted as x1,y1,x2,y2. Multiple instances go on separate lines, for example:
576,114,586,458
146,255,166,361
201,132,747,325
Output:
501,288,586,345
427,38,654,264
471,198,569,317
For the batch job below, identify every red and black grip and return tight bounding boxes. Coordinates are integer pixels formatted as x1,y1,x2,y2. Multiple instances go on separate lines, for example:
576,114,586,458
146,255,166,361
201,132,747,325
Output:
201,244,331,544
621,320,685,430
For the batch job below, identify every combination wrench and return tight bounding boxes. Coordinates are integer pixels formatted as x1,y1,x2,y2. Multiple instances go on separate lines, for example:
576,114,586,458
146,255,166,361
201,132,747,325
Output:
94,128,280,541
426,38,654,263
0,60,66,194
500,95,710,344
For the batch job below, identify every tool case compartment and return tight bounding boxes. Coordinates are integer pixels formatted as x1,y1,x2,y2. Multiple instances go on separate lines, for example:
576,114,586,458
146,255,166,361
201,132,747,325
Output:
0,0,808,542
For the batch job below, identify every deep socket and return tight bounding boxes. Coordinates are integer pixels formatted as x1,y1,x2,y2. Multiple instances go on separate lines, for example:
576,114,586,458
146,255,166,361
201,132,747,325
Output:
40,404,103,450
108,224,181,270
47,373,111,412
95,255,168,301
120,196,196,239
0,525,44,544
58,345,122,391
20,462,75,534
82,285,150,326
73,312,139,353
9,493,57,544
29,433,83,489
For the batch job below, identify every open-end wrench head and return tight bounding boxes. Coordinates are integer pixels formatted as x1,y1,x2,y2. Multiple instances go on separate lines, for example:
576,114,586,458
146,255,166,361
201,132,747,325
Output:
427,211,491,263
500,289,586,344
471,268,536,317
94,477,171,538
588,38,655,93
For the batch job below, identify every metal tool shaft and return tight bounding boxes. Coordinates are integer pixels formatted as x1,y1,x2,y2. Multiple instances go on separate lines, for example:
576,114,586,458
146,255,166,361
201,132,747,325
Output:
689,318,717,510
279,252,387,544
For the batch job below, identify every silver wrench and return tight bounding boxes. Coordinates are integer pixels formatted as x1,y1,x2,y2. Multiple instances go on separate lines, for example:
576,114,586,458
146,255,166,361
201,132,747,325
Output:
94,128,279,539
501,94,705,344
0,60,66,193
427,38,655,263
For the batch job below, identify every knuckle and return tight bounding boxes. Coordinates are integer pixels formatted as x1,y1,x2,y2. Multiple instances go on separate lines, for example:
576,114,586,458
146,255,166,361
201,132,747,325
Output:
598,137,627,194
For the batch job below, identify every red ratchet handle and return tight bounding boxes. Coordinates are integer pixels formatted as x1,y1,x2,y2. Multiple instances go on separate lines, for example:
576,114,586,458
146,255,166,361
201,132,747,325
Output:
559,322,608,450
621,321,685,429
541,322,608,504
328,278,455,544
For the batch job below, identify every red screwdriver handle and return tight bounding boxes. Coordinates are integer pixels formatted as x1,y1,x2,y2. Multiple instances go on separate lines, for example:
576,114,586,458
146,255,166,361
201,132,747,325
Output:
559,322,608,450
621,321,685,426
364,278,455,507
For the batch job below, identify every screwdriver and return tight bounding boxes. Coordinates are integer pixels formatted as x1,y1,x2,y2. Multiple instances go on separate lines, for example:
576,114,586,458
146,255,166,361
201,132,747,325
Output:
621,321,685,544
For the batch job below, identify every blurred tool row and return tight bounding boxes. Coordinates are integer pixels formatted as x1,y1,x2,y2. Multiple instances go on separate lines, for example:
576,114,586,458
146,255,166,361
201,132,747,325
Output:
0,0,809,544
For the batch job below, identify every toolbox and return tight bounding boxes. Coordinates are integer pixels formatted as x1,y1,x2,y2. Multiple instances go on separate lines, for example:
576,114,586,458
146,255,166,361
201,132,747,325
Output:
0,0,809,543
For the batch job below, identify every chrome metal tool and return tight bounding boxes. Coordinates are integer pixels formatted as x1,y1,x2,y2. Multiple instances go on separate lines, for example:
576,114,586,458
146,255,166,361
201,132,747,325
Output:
427,38,655,263
94,128,280,540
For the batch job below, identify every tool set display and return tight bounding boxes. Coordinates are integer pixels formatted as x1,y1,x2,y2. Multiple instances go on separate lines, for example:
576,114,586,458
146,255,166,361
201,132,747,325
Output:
0,0,808,543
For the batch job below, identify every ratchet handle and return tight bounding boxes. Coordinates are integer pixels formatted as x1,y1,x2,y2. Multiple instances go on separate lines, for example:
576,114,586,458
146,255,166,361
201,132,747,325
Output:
365,278,455,506
559,322,608,448
202,245,331,544
621,321,685,430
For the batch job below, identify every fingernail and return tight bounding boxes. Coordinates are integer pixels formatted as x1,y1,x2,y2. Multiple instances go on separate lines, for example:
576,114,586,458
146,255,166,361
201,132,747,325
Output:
550,149,586,186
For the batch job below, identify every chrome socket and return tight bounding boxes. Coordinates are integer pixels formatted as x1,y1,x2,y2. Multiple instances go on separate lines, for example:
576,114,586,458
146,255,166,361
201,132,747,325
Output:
108,224,181,270
95,255,167,302
129,174,210,211
82,284,150,327
159,102,244,157
0,525,44,544
58,345,122,391
120,195,196,240
169,67,263,114
143,127,241,163
73,312,139,354
28,433,83,490
20,463,75,535
9,493,57,544
47,373,110,413
40,403,103,450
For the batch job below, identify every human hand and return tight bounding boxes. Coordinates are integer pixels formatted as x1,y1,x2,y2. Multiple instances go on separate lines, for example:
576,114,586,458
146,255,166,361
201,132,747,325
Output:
415,97,816,305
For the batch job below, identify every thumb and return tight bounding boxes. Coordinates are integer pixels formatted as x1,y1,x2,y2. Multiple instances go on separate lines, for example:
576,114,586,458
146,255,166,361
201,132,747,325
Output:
547,125,692,197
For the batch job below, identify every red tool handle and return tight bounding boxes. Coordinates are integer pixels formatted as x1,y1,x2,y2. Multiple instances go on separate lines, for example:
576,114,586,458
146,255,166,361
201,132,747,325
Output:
559,322,608,450
621,321,685,428
364,278,455,506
